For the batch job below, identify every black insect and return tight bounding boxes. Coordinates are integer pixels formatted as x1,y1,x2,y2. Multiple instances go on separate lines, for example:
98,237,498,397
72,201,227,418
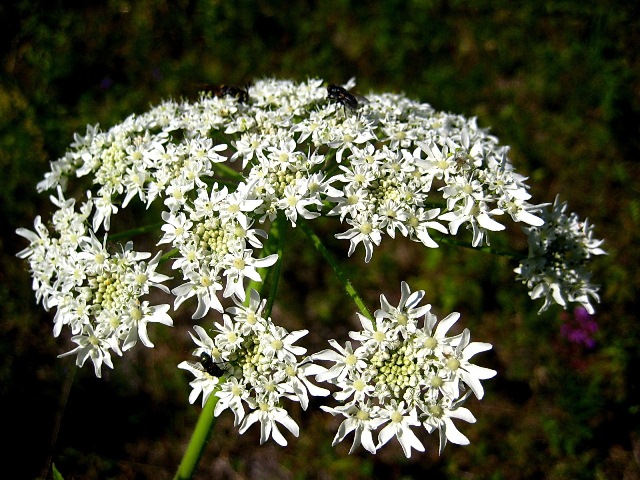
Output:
201,83,249,103
221,84,250,103
327,84,360,111
199,352,225,377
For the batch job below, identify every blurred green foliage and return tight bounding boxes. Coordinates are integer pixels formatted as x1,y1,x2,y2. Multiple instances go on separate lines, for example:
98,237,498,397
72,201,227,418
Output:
2,0,639,479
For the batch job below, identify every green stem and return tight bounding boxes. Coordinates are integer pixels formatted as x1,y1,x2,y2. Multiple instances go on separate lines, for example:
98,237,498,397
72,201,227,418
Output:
160,248,180,263
212,162,244,182
298,218,373,320
108,222,163,242
433,234,524,260
244,214,286,314
263,215,286,319
173,389,222,480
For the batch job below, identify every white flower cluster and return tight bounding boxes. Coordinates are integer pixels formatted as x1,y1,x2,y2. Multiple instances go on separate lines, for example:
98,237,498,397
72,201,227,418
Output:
314,282,496,457
179,290,328,446
35,77,544,265
16,190,172,377
515,196,606,314
16,77,602,452
158,180,278,319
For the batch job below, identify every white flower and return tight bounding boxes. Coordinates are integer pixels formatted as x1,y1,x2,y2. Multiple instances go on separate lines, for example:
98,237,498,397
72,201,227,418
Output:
421,394,477,455
225,288,268,333
188,325,223,361
415,311,463,358
222,249,278,301
333,370,375,403
313,340,367,383
76,233,111,274
239,395,300,446
348,313,395,353
58,324,121,378
406,207,448,248
515,196,606,313
121,301,173,351
282,359,330,410
164,178,193,212
375,281,431,338
208,316,241,351
19,77,605,457
260,325,309,362
213,377,249,426
158,211,193,245
335,213,383,263
178,360,221,406
89,191,118,232
327,184,369,222
172,266,224,319
327,116,376,164
217,182,263,225
442,329,497,400
121,164,149,208
376,402,425,458
276,182,322,226
321,401,386,454
415,142,457,181
123,251,172,294
439,201,505,247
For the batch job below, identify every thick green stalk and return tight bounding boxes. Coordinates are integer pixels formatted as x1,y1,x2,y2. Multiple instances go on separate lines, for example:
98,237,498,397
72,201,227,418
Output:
298,218,373,320
173,389,222,480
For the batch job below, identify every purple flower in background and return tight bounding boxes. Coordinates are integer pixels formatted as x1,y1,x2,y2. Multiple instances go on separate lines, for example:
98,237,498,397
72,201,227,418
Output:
560,306,598,348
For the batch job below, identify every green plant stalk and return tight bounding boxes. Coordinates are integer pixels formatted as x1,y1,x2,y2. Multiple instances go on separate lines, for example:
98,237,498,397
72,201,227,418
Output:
108,222,164,242
298,218,373,320
263,214,286,319
433,233,524,260
173,386,223,480
212,161,244,182
243,214,286,312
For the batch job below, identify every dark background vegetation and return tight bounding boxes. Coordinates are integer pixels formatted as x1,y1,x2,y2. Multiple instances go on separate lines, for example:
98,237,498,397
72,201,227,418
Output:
2,1,639,478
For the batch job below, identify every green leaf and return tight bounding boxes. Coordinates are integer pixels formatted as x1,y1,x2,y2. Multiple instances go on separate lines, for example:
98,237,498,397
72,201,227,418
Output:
52,463,65,480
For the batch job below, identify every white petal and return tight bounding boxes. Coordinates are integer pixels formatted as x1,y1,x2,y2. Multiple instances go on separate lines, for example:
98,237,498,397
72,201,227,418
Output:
477,212,505,231
397,427,425,458
516,209,545,226
377,423,396,448
435,312,460,337
448,406,476,424
462,341,493,359
460,369,486,399
270,423,288,446
443,417,470,446
360,428,378,454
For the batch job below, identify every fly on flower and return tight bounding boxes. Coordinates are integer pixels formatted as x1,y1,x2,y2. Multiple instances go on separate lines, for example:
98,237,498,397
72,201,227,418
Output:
199,352,225,377
196,83,250,103
327,84,364,111
216,84,250,103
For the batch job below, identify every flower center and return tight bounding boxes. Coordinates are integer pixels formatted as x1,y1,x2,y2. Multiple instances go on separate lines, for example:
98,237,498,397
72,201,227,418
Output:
391,411,403,423
356,409,370,421
359,222,373,235
424,336,437,350
353,379,366,392
446,357,460,371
